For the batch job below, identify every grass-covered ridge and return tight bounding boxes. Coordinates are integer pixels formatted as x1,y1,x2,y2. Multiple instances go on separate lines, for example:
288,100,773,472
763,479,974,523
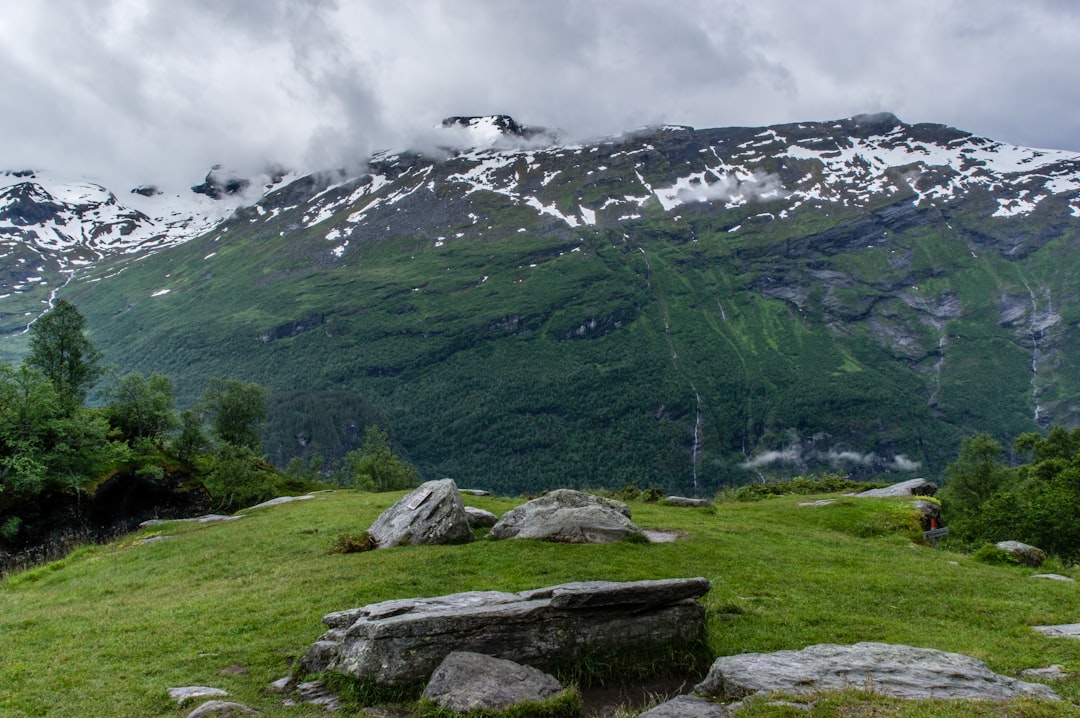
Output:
2,489,1080,717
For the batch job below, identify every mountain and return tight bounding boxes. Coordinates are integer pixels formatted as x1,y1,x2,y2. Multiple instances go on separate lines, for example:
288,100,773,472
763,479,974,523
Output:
3,113,1080,495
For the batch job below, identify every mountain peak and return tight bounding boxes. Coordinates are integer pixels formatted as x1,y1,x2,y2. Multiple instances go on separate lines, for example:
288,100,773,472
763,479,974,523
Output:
438,115,556,149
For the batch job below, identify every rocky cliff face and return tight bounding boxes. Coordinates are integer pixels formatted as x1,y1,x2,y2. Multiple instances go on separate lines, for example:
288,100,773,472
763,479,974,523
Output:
4,115,1080,492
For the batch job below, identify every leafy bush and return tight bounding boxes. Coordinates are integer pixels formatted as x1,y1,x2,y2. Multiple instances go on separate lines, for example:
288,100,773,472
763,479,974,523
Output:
719,473,879,502
972,544,1021,566
329,531,377,554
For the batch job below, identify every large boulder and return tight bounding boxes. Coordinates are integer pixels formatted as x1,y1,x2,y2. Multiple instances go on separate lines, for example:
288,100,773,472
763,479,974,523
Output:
489,489,640,543
696,642,1059,701
855,479,936,498
368,479,474,548
302,577,710,686
995,541,1046,567
421,652,564,712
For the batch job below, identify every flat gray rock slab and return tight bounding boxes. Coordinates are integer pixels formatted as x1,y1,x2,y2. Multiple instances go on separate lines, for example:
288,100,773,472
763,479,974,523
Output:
1033,624,1080,638
696,642,1059,701
247,495,315,510
665,496,711,508
169,686,228,704
855,479,936,497
140,515,242,527
185,700,260,717
638,694,731,717
1020,665,1071,681
1033,574,1075,582
422,651,563,712
303,577,710,686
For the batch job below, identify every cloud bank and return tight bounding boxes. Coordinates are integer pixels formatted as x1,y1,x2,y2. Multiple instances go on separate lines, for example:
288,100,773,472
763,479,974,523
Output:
2,1,1079,191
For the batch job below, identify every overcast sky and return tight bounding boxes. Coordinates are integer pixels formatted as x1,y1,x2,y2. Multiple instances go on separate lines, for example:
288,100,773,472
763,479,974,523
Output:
2,0,1079,191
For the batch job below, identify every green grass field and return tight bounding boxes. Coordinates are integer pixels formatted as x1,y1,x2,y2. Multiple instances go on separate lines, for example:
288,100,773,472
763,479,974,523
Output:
3,490,1080,717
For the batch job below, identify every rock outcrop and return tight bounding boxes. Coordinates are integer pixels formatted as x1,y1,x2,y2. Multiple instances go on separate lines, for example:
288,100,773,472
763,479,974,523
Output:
855,479,936,497
695,642,1059,701
368,479,474,548
489,489,640,543
302,577,710,686
421,651,565,712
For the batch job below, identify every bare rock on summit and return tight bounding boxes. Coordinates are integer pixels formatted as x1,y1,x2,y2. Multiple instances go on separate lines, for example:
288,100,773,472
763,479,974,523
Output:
489,489,639,543
696,642,1060,702
368,479,474,548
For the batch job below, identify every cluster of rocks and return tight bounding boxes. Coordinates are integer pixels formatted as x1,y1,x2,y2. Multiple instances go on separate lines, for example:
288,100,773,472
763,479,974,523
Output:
367,480,652,548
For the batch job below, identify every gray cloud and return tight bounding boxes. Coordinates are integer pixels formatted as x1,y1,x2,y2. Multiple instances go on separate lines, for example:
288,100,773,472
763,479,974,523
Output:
2,1,1079,191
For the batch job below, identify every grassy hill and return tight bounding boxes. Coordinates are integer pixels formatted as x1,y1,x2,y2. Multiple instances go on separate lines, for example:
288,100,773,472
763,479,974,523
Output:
3,488,1080,717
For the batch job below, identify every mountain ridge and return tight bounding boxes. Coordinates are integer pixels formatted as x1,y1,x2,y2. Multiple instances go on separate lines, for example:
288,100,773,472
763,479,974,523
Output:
4,114,1080,493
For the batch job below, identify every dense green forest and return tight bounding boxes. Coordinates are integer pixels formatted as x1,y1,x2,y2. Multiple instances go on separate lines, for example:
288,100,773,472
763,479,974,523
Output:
0,301,416,571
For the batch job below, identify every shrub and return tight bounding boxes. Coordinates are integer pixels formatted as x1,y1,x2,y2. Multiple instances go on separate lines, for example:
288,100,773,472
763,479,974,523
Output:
972,544,1021,566
330,531,378,554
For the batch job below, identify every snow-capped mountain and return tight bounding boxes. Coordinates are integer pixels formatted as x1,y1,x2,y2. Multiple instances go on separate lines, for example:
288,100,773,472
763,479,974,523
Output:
6,114,1080,492
0,166,298,332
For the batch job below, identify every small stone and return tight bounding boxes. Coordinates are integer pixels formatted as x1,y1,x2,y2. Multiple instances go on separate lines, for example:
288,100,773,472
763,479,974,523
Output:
267,676,293,692
638,694,731,717
186,700,260,718
169,687,228,704
464,506,498,528
1033,623,1080,638
1020,665,1070,681
664,496,711,507
1032,574,1075,582
797,500,836,507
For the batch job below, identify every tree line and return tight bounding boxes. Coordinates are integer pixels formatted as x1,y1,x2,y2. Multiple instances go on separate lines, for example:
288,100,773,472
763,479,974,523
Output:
0,300,418,547
939,427,1080,561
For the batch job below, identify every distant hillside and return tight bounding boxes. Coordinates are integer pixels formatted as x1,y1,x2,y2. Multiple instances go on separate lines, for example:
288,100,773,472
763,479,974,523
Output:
4,114,1080,494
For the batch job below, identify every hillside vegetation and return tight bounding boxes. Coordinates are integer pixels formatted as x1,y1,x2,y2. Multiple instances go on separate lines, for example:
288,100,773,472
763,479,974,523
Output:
3,488,1080,717
47,117,1080,496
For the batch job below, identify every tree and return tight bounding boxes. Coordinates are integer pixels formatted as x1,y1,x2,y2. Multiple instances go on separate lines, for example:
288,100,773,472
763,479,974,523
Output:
203,378,267,451
103,372,177,444
25,300,102,411
938,433,1011,529
343,425,419,491
173,409,209,462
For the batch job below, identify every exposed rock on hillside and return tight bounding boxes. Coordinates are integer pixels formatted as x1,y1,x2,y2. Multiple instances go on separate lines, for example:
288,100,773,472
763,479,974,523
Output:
421,651,565,713
694,642,1059,701
489,489,640,543
368,479,474,548
301,577,710,686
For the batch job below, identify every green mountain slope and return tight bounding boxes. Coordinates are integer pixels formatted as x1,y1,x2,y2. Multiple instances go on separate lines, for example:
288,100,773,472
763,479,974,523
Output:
36,115,1080,494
